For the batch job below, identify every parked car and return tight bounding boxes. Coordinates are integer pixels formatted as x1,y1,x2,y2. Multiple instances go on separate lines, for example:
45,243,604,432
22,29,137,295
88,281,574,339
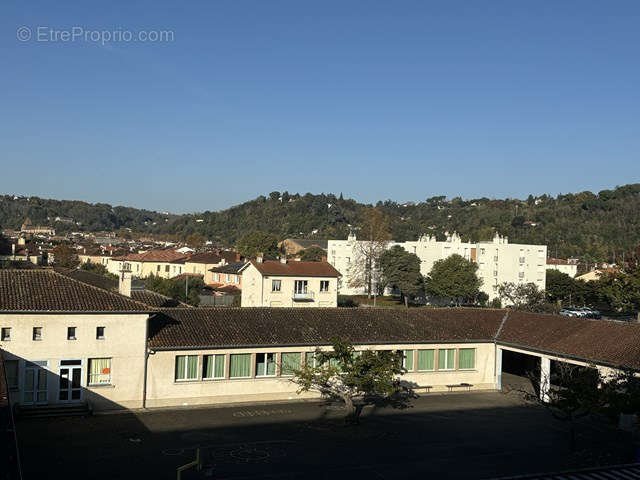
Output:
559,307,601,319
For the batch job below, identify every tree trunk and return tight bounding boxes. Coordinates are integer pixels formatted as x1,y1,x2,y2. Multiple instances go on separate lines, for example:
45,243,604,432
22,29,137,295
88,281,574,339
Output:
342,395,362,425
404,295,409,309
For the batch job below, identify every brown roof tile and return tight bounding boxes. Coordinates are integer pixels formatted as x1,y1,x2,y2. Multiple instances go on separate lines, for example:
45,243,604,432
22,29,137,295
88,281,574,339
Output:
497,311,640,369
114,249,188,263
248,260,341,277
0,270,151,312
148,307,506,350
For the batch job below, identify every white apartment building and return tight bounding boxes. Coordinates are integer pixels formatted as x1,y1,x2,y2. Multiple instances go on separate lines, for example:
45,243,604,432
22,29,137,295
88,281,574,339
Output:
328,232,547,301
546,258,579,278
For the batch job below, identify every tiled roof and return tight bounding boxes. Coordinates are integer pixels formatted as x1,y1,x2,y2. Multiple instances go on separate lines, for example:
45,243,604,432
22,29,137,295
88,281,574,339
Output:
209,261,247,274
497,311,640,370
546,257,569,265
148,308,506,350
187,251,241,265
247,260,341,277
283,239,329,249
0,270,151,312
113,249,188,263
55,268,187,308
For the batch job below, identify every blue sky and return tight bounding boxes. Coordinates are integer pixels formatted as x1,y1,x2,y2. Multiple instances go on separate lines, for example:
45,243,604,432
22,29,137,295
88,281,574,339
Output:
1,1,639,213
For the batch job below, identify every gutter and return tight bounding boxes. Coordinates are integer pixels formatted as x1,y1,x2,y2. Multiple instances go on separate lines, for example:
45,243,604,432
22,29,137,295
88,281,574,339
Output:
142,313,155,409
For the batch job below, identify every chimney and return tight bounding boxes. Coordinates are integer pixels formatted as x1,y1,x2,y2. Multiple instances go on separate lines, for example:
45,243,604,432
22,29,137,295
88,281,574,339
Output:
119,263,132,297
280,255,287,264
11,243,15,256
256,253,263,264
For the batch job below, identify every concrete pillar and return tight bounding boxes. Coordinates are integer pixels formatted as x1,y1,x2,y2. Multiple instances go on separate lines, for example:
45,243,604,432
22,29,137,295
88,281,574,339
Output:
496,347,503,391
540,356,551,402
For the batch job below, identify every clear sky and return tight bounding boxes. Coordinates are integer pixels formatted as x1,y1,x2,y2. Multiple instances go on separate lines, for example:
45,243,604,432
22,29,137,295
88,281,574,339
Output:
1,1,639,213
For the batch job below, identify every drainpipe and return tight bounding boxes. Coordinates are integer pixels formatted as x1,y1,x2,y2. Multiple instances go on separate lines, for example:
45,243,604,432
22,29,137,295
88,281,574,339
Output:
142,314,153,409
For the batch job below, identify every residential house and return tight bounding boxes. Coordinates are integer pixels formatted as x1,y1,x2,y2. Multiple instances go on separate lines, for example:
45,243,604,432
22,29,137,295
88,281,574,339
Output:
208,261,245,295
107,249,189,279
184,251,243,282
546,257,579,278
239,258,341,307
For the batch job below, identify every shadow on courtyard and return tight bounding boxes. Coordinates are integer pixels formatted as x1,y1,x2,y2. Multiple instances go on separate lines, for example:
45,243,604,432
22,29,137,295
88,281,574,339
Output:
15,391,637,480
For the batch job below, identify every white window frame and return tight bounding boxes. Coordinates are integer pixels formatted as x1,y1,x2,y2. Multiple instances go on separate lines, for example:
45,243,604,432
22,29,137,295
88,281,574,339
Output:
1,327,11,341
272,279,282,292
175,355,199,382
255,352,277,377
88,358,112,386
319,280,329,292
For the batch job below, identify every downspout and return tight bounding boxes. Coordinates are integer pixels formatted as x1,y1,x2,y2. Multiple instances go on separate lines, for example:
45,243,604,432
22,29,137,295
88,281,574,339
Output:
494,310,510,390
142,313,154,409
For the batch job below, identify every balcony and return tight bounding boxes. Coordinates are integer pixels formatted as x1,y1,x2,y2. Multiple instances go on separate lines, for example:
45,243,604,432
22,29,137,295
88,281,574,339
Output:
292,291,315,302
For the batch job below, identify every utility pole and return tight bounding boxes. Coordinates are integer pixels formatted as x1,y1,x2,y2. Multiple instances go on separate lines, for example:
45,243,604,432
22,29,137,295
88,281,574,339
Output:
185,274,189,301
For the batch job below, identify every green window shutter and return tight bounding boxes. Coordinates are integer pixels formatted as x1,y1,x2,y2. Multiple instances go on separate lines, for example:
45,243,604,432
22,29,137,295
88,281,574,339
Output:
417,350,434,371
459,348,475,369
187,356,198,379
230,354,251,378
214,355,225,378
403,350,414,371
281,353,300,376
175,356,186,380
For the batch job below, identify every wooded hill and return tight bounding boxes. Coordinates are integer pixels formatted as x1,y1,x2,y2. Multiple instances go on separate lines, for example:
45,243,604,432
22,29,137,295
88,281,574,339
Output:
1,184,639,263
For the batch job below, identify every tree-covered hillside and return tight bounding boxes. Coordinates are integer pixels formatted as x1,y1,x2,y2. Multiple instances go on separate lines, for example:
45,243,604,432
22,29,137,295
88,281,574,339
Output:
1,184,639,263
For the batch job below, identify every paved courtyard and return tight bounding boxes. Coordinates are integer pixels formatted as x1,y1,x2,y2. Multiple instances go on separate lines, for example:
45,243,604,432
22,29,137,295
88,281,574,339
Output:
16,391,637,479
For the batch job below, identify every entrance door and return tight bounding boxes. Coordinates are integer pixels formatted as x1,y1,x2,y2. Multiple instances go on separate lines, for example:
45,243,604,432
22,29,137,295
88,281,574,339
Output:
23,361,48,406
59,360,83,403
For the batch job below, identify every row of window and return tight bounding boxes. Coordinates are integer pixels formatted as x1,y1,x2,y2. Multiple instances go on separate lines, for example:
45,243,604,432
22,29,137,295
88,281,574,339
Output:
0,326,106,342
3,357,112,390
212,273,240,284
174,348,476,382
271,280,330,293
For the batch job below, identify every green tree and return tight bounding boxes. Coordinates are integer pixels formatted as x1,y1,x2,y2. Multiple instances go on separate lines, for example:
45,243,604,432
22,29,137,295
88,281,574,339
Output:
236,231,281,259
298,246,326,262
425,254,482,306
348,208,391,297
545,269,577,305
593,268,640,313
291,339,415,424
185,233,206,248
0,233,11,254
379,245,423,307
498,282,549,312
52,244,79,268
144,274,204,306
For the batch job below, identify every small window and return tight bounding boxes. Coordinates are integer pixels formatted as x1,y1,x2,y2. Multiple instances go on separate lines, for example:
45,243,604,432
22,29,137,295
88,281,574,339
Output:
438,349,455,370
88,358,111,385
157,265,161,272
226,274,231,282
320,280,329,292
229,353,251,378
96,326,105,340
255,353,277,377
175,355,198,381
67,327,77,340
281,352,301,376
165,265,170,272
1,327,11,341
33,327,42,341
459,348,476,370
272,279,281,292
202,354,225,379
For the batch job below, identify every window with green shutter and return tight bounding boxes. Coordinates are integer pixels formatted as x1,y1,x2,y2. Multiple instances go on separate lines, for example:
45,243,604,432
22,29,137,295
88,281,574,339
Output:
229,353,251,378
438,349,455,370
281,352,301,376
175,355,198,381
403,350,414,371
256,353,277,377
458,348,476,370
203,354,225,379
417,349,434,371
